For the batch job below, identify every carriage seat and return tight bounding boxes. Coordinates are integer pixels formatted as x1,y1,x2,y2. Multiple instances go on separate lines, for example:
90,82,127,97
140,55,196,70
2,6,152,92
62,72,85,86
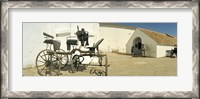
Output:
87,38,104,53
44,39,61,51
66,39,78,50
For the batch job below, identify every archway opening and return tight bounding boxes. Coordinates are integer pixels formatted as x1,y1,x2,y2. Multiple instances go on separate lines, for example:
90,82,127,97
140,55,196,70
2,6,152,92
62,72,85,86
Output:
132,37,142,56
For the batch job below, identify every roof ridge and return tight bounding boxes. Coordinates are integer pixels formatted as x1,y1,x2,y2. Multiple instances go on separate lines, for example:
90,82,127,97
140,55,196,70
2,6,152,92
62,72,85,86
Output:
137,28,177,46
138,28,163,35
138,28,175,38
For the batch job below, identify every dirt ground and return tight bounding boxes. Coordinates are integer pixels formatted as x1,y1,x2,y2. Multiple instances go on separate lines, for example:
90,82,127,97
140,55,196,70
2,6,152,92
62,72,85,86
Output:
23,53,177,76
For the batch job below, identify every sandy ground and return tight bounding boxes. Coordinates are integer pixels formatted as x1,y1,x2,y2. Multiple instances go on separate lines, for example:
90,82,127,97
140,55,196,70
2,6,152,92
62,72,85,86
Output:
23,53,177,76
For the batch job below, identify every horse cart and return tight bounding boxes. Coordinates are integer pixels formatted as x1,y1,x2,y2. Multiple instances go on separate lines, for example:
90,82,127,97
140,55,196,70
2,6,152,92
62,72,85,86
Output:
35,26,108,76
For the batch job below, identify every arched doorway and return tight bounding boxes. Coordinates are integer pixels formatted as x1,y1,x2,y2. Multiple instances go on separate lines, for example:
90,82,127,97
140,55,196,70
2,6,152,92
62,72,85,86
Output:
132,37,142,56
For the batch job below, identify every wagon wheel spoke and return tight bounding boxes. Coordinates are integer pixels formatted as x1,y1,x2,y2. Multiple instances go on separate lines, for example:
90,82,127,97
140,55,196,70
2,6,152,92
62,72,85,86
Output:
56,49,69,66
52,51,61,76
45,67,48,76
39,66,45,72
36,49,61,76
47,54,50,61
37,60,45,63
59,55,68,65
69,55,80,73
42,51,47,60
39,55,46,61
51,55,62,69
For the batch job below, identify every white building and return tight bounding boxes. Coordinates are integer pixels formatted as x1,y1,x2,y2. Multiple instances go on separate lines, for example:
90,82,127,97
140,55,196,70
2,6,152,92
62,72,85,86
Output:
99,23,176,57
126,28,177,57
23,23,176,68
99,23,136,53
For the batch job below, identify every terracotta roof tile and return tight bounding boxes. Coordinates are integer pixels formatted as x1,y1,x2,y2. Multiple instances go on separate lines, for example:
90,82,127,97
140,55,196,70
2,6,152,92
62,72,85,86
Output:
139,28,177,46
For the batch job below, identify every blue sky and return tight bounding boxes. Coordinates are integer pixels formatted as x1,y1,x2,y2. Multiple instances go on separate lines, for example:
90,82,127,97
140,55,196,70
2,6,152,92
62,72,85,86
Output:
117,23,177,37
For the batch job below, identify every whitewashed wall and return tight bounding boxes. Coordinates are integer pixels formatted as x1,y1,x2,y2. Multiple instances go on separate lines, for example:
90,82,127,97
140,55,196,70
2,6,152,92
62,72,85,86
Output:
99,26,135,53
23,23,52,68
23,23,99,68
127,29,157,57
156,45,175,57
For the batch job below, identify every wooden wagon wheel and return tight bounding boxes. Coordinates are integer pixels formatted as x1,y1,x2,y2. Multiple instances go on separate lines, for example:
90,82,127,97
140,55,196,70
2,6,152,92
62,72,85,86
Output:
69,55,80,73
55,49,69,68
35,49,61,76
